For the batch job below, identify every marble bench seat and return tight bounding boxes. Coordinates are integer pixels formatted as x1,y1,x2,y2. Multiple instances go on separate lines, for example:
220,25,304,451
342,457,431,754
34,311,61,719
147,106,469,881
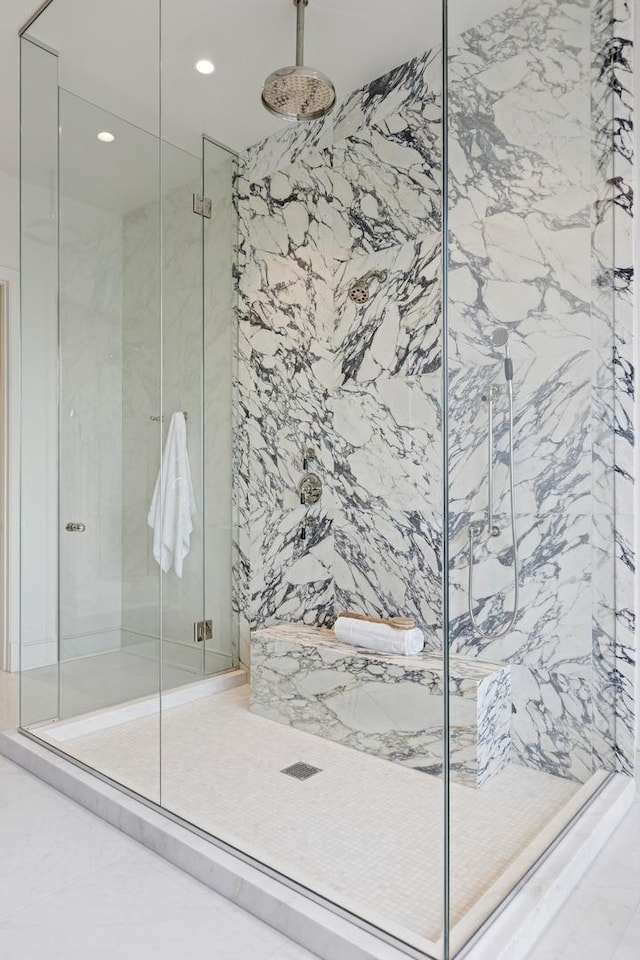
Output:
250,623,512,788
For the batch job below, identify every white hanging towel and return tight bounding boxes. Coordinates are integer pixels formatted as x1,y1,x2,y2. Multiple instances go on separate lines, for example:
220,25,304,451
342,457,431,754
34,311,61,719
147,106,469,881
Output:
147,412,196,578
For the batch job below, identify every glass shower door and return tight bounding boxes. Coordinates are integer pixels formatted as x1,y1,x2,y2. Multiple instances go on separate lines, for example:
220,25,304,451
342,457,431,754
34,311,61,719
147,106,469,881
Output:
159,133,238,821
202,136,237,676
19,37,60,728
444,0,620,952
159,141,208,691
18,0,165,803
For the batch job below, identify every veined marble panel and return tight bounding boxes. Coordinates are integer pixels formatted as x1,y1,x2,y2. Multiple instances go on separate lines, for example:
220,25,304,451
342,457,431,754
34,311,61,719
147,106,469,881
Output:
448,348,592,521
249,509,334,631
236,152,332,270
510,663,593,782
330,119,441,259
236,48,446,660
448,0,590,220
329,376,441,515
334,235,441,385
241,115,331,181
334,507,442,648
250,623,511,787
449,510,591,668
233,0,636,788
333,48,441,144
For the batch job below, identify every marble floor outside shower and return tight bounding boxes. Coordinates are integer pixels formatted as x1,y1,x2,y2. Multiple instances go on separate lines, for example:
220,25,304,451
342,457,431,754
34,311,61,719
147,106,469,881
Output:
33,682,603,953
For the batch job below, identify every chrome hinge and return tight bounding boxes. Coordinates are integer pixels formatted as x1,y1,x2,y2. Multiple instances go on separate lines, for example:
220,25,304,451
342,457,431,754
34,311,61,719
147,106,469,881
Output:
194,619,213,643
193,193,212,218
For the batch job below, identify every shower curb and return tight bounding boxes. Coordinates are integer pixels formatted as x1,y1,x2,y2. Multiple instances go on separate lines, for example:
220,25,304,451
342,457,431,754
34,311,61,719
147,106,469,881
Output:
0,729,421,960
0,729,635,960
460,772,636,959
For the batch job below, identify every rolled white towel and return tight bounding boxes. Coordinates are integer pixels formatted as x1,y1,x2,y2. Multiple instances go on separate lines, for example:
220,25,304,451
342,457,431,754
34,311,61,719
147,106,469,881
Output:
334,616,425,657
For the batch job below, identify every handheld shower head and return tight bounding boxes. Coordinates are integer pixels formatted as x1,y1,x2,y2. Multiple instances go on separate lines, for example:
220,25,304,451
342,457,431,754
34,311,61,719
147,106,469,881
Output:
491,327,514,384
492,327,509,349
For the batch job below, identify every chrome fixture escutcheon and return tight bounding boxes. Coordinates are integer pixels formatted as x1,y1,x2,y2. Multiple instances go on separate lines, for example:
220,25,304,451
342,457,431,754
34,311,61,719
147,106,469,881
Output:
299,472,322,506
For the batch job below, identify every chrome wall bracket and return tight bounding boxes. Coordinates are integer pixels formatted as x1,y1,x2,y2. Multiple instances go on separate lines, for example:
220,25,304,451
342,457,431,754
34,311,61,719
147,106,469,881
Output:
194,620,213,643
193,194,212,218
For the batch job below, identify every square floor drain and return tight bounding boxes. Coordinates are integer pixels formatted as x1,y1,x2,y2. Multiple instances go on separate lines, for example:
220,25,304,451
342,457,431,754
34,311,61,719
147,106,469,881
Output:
281,762,322,781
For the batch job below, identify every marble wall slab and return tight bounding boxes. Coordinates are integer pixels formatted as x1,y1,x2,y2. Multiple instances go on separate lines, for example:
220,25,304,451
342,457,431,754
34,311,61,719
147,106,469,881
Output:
446,0,635,782
237,49,444,647
237,0,635,786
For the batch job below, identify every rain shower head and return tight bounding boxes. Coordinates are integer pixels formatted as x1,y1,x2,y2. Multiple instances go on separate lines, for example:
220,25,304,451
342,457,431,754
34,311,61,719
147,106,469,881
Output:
347,270,388,304
262,0,336,122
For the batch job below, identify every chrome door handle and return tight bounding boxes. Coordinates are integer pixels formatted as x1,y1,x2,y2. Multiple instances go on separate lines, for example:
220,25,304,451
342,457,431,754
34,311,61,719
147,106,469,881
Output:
65,522,86,532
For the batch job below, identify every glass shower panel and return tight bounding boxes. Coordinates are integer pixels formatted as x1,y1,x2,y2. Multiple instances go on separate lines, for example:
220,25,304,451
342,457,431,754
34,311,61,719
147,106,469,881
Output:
19,37,60,727
158,134,238,814
202,136,237,675
57,91,163,719
161,2,447,953
55,92,163,796
445,0,618,952
20,0,163,806
158,141,207,689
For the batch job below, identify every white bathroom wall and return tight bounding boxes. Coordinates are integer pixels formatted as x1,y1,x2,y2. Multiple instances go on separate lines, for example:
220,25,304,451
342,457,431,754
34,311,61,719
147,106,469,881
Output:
0,171,19,271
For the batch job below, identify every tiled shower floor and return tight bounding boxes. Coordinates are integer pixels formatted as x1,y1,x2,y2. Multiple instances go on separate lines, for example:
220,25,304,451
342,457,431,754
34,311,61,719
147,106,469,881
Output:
35,684,603,953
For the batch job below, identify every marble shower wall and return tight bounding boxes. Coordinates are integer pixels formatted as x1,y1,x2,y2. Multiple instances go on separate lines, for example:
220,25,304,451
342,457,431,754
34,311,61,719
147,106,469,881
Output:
236,0,635,782
447,0,635,781
236,50,444,659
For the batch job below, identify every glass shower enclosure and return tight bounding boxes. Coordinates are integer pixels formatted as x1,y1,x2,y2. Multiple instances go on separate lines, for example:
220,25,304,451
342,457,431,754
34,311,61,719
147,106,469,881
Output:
17,1,635,958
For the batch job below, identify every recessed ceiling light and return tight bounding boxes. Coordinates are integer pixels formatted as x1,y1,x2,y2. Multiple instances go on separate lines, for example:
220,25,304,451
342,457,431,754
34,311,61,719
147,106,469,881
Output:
97,131,115,143
194,59,215,75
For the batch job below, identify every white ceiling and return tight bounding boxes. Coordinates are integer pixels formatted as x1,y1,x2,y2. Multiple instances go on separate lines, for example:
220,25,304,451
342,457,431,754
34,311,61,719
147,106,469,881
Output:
24,0,516,152
4,0,517,214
